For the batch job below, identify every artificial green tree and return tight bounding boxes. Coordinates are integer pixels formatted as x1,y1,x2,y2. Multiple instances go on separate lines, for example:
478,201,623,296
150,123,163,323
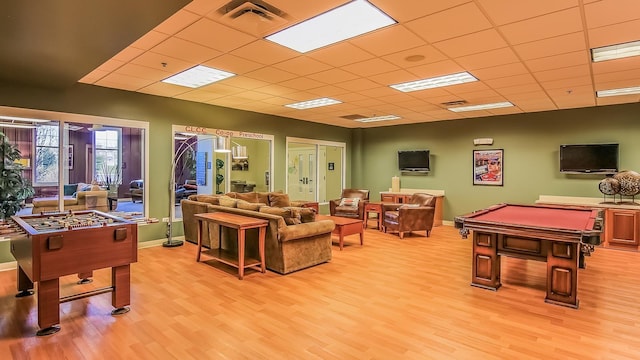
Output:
0,132,35,220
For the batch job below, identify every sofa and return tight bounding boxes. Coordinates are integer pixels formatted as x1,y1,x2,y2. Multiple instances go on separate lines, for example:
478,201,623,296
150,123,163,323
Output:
31,182,109,213
181,192,335,274
128,179,143,203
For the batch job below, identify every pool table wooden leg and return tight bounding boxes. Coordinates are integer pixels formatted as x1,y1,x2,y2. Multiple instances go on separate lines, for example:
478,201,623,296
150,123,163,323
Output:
545,242,579,308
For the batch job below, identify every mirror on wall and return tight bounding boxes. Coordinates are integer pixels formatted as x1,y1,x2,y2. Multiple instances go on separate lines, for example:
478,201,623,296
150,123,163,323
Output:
172,125,273,220
0,107,148,220
286,137,345,204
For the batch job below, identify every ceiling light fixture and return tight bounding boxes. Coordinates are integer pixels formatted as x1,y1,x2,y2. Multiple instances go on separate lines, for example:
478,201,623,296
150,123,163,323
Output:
355,115,401,123
448,102,514,112
162,65,235,88
591,40,640,62
285,97,342,109
265,0,396,53
596,86,640,97
390,72,478,92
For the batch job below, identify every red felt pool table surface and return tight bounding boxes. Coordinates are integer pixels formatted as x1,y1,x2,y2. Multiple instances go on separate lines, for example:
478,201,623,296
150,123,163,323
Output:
469,204,598,231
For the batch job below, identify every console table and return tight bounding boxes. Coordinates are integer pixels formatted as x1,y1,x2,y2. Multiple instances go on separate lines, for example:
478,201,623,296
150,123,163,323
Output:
380,189,445,226
536,195,640,251
195,212,268,279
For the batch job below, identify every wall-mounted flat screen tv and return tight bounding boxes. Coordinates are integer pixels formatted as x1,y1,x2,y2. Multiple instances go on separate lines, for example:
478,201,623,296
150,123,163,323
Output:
559,143,619,174
398,150,430,172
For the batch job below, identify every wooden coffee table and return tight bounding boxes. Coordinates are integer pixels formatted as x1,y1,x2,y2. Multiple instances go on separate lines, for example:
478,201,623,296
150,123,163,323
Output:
317,215,364,250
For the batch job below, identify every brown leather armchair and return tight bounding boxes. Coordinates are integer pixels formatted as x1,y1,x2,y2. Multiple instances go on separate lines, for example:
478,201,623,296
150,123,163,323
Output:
329,189,370,220
381,193,436,239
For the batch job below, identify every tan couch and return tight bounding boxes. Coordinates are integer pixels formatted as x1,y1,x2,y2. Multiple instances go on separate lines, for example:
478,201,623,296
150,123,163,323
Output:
181,192,334,274
31,190,109,213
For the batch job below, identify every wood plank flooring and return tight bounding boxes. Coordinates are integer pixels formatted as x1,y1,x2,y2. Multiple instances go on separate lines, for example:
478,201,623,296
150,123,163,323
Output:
1,223,640,359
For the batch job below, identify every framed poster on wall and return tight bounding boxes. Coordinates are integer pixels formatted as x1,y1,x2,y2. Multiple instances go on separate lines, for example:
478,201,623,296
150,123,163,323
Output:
473,149,503,186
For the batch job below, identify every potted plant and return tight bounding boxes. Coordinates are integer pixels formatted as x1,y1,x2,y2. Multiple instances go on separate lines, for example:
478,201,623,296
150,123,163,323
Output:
98,162,122,197
0,132,35,220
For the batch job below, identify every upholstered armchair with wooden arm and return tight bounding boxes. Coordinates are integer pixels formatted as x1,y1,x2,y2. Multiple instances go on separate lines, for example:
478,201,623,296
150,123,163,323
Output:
329,189,370,220
381,193,436,239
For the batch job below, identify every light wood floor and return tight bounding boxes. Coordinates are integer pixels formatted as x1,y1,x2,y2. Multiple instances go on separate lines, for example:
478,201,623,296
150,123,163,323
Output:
2,223,640,359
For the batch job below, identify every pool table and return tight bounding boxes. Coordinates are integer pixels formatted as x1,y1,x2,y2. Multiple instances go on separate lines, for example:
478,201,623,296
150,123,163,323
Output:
455,203,602,308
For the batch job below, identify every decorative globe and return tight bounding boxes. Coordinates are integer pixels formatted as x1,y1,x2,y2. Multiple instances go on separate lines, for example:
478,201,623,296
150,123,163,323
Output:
613,170,640,196
598,177,620,196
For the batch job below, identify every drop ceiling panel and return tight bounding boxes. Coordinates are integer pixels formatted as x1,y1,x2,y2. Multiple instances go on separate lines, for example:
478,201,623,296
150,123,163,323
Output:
524,51,588,72
349,25,427,57
371,0,471,22
433,29,508,58
455,47,520,70
151,37,222,63
405,3,492,43
175,18,256,52
381,45,448,66
139,82,190,97
130,31,170,50
277,77,326,91
271,57,333,76
592,57,640,75
472,62,529,80
513,32,585,60
113,47,146,63
114,63,171,81
587,19,640,48
533,64,591,82
154,9,201,36
306,69,360,84
584,0,640,29
369,69,419,86
308,42,375,67
476,0,578,26
231,40,298,65
499,8,583,45
244,67,297,83
342,58,400,77
203,54,264,74
222,76,271,90
540,76,593,90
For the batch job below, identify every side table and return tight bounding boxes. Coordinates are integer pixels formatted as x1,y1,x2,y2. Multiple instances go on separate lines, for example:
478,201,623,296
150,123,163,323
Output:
364,202,383,230
195,212,268,280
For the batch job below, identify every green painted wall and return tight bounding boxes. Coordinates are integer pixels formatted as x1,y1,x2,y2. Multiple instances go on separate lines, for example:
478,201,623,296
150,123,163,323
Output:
0,83,351,264
357,103,640,221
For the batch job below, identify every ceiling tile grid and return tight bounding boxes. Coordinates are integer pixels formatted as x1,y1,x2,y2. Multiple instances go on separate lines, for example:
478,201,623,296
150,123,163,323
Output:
76,0,640,128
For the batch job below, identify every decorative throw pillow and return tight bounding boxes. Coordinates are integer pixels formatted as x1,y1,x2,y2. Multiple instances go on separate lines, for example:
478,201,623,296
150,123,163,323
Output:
339,197,360,208
195,195,221,205
257,192,270,204
260,206,300,225
218,196,238,208
298,207,316,223
269,193,291,208
236,192,259,203
237,200,265,211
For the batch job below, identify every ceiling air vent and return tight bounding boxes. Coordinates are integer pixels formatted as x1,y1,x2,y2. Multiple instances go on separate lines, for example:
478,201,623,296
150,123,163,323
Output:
340,114,367,120
217,1,289,36
441,100,467,106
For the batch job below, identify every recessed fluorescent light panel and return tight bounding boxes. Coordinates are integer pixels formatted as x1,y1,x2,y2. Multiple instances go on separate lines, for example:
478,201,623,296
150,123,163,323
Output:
596,86,640,97
285,98,342,110
265,0,396,53
390,72,478,92
162,65,235,88
591,40,640,62
448,102,514,112
355,115,401,123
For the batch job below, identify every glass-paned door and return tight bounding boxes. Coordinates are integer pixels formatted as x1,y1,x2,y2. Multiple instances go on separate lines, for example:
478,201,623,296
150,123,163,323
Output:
287,143,317,202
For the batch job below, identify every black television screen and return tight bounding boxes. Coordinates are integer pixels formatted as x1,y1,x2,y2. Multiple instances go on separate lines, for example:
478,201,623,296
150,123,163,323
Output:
559,143,619,173
398,150,430,171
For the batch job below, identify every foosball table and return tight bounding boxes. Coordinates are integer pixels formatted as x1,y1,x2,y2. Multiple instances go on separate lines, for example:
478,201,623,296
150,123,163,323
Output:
10,210,138,336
